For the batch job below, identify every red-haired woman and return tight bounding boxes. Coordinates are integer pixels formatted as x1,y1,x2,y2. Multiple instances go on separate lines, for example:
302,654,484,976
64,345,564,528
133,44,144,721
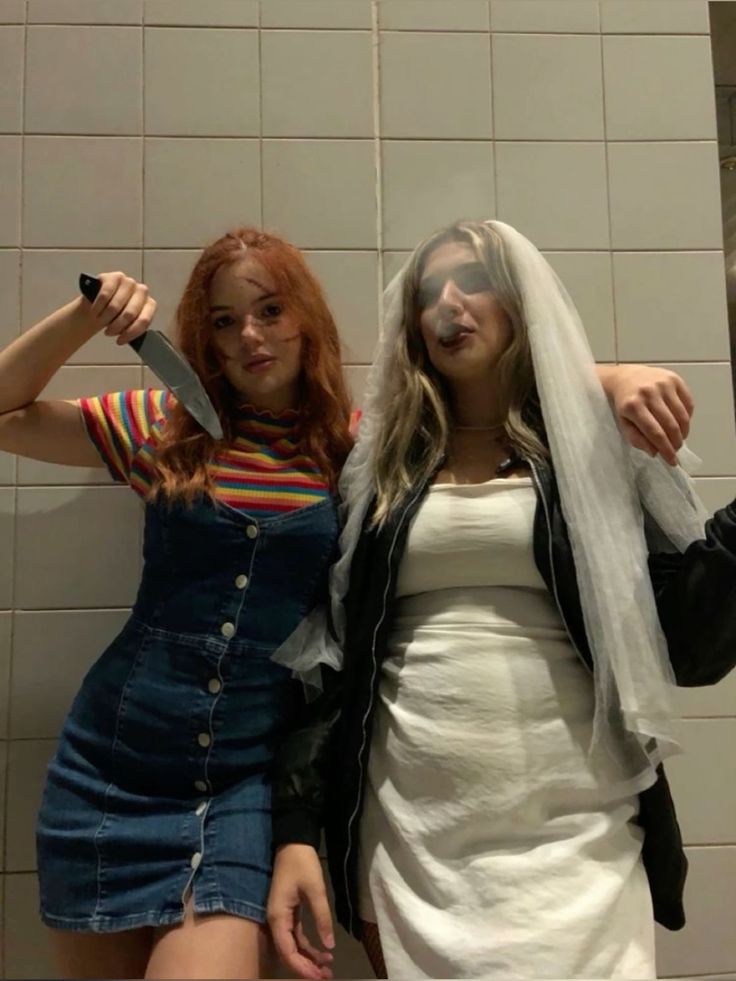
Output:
0,228,350,980
0,225,697,980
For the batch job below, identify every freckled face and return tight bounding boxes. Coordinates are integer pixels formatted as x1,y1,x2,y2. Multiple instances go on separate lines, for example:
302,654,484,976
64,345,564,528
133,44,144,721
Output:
209,257,303,413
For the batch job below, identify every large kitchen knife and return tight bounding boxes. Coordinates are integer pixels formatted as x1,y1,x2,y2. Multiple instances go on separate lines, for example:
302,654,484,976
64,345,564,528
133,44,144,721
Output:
79,273,223,440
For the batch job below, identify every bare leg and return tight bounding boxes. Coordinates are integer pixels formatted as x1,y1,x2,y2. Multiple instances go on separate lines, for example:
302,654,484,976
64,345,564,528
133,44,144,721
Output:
48,927,154,980
361,921,387,980
145,899,273,980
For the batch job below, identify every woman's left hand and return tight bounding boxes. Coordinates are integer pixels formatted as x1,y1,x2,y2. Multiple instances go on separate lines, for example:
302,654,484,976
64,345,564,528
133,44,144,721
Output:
599,364,694,466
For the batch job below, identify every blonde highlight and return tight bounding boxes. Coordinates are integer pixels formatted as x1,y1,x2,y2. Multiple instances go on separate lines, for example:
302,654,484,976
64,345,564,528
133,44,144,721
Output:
372,220,548,526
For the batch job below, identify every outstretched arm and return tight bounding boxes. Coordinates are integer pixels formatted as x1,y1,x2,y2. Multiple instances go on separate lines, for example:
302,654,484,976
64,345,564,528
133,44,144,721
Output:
596,363,693,467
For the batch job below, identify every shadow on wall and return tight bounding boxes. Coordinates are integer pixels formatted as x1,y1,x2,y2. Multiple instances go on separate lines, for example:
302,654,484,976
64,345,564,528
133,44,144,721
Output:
722,162,736,401
710,0,736,410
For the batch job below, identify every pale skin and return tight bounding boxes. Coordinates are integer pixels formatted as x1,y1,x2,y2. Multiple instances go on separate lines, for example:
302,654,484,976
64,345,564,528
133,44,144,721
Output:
0,259,304,980
267,241,698,981
0,256,693,980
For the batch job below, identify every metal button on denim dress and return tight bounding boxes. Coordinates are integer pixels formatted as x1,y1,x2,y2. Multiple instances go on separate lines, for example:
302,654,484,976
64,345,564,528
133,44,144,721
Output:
37,492,339,932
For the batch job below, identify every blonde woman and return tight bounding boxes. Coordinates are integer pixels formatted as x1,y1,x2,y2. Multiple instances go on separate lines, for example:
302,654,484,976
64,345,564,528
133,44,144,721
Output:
267,221,736,980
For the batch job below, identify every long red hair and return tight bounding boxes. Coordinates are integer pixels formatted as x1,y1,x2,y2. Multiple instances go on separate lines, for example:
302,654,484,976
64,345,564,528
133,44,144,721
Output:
150,227,353,502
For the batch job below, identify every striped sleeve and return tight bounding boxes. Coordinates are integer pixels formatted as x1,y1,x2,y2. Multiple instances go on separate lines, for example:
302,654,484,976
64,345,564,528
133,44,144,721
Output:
76,389,169,483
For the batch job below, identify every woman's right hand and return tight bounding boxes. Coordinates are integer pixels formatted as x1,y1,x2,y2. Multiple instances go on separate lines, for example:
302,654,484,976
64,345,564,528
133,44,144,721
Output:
82,271,157,346
0,271,157,465
267,843,335,980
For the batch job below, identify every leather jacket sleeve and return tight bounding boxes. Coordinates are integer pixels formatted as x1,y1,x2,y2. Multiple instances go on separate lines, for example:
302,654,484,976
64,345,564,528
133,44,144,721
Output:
271,662,343,851
649,499,736,686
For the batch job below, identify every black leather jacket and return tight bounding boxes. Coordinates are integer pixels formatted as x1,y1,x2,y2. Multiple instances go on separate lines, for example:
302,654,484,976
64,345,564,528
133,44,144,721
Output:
272,458,736,938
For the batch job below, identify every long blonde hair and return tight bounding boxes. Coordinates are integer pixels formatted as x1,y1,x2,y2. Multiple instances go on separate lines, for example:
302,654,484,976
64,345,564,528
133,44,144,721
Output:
373,220,548,525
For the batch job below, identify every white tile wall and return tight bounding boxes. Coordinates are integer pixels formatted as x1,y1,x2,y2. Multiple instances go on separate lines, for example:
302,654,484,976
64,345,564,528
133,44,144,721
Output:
145,28,260,137
496,142,610,249
380,32,492,139
0,248,20,348
3,873,55,980
602,36,716,141
380,0,489,32
666,720,736,845
492,34,604,140
141,249,199,335
28,0,142,24
14,487,143,608
5,740,55,872
144,0,257,27
262,1,372,30
694,477,736,516
656,848,736,978
23,137,143,248
263,139,377,248
382,249,410,286
25,26,143,134
382,140,495,249
0,136,21,246
0,1,25,24
543,251,616,361
613,252,730,363
144,138,261,247
491,0,599,33
262,31,374,138
608,142,723,250
599,0,709,35
0,452,14,486
0,1,733,977
304,251,379,363
0,488,15,609
0,27,23,133
10,609,130,739
0,612,10,737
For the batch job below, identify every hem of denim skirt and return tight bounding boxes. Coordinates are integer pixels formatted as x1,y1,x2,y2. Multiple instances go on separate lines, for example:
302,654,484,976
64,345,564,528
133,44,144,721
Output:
40,899,267,933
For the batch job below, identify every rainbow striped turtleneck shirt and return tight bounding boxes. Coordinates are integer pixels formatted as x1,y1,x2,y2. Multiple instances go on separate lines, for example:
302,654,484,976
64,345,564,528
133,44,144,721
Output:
78,389,331,516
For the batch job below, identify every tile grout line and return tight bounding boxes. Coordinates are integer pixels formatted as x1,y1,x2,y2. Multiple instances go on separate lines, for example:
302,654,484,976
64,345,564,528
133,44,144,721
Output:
2,0,30,883
13,22,711,38
598,2,619,364
1,0,29,950
139,11,145,399
257,0,264,230
489,1,497,217
371,0,384,335
14,135,725,142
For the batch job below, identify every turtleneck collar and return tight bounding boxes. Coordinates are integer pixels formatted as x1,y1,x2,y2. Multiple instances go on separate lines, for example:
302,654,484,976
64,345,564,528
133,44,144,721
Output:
234,402,301,442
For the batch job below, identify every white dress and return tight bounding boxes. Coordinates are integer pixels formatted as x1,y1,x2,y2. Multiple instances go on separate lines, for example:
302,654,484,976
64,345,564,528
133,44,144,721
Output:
357,478,656,980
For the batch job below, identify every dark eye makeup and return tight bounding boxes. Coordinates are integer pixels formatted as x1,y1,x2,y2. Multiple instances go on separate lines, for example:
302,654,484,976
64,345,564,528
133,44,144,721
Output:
417,263,494,310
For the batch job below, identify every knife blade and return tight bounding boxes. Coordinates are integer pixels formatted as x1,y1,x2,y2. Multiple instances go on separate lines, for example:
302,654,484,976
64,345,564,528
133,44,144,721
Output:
79,274,223,441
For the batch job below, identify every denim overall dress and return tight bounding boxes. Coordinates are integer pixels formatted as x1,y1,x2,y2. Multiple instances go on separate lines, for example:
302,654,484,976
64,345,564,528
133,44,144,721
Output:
37,492,338,932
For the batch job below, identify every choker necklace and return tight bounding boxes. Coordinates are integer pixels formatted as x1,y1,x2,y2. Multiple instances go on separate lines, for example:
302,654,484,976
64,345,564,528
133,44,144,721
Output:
496,451,522,476
453,422,506,433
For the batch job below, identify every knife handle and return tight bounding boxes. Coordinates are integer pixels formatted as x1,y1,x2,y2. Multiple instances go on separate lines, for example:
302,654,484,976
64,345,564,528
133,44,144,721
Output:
79,273,144,353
